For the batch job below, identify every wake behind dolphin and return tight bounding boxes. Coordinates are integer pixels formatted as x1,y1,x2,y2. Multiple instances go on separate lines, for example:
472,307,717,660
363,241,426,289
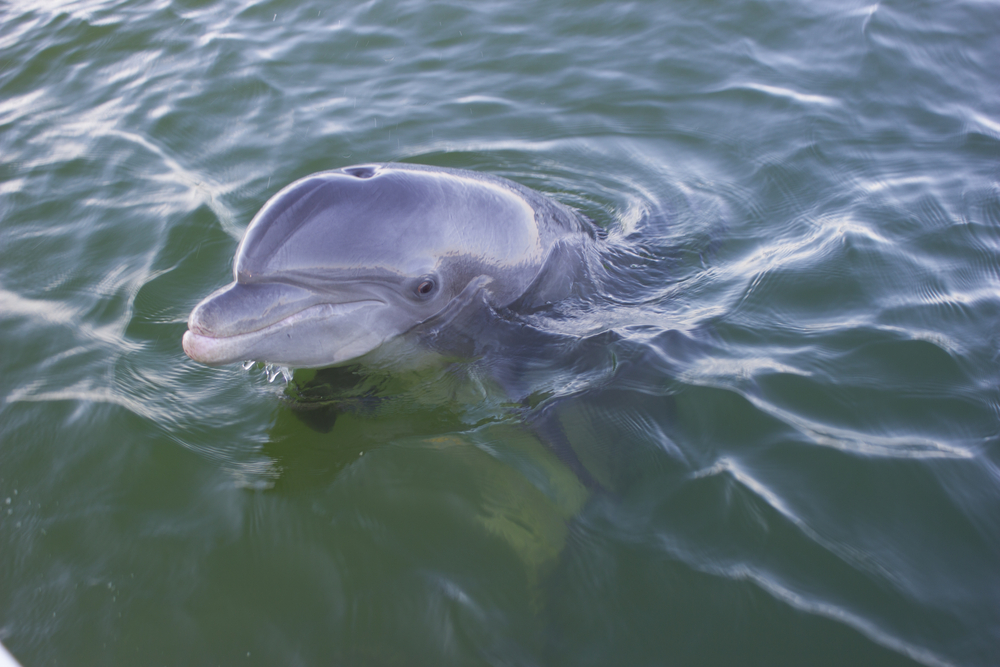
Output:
183,163,601,371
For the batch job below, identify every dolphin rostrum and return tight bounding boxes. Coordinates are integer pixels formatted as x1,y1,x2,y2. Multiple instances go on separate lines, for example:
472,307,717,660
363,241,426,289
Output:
182,163,599,370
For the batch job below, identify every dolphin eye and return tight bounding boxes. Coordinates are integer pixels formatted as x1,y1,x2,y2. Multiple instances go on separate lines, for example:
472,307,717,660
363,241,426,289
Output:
415,277,436,298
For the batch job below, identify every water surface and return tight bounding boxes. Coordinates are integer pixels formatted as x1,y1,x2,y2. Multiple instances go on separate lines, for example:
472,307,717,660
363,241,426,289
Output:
1,0,999,665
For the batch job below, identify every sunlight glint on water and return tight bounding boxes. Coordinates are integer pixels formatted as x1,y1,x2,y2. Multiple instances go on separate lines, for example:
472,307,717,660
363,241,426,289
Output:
0,0,998,665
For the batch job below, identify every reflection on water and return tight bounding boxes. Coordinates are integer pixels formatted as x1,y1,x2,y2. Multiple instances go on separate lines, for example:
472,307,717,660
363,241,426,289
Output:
2,0,1000,665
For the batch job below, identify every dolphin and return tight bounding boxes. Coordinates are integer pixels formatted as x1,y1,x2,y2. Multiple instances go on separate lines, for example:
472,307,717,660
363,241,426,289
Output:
182,163,599,370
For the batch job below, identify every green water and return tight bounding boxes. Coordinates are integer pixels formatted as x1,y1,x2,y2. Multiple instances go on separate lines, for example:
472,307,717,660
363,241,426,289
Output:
2,0,999,665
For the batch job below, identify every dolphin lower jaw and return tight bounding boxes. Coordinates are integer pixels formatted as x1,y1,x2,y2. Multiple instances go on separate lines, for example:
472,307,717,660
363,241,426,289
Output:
182,300,389,367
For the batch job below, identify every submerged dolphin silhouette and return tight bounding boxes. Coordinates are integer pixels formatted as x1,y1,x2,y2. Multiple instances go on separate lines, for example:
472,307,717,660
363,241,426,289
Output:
182,163,599,370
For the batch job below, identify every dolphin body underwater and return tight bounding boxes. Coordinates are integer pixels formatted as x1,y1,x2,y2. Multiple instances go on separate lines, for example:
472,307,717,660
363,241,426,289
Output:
183,163,635,586
183,162,601,377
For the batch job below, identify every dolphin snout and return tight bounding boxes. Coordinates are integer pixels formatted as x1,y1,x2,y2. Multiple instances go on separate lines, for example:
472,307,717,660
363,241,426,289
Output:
187,281,319,338
182,279,395,367
183,281,322,365
181,329,220,364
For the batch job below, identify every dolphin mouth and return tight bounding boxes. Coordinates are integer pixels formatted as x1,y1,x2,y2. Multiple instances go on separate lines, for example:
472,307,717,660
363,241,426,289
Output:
183,300,383,366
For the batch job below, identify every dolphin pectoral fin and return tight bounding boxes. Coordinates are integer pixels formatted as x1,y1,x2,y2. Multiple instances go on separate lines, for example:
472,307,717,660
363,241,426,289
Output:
527,405,609,492
282,365,382,433
290,405,339,434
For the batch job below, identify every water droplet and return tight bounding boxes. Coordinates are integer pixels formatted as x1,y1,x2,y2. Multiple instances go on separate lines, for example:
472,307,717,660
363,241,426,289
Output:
264,364,291,383
242,360,255,370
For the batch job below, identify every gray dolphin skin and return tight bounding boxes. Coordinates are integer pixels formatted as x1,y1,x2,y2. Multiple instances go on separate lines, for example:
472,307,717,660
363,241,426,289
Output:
182,163,597,369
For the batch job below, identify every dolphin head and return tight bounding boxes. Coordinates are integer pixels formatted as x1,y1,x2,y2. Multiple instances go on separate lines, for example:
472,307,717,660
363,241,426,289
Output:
183,163,581,369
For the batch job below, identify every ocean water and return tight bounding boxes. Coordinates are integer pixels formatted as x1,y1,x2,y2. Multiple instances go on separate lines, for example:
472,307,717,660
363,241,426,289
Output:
1,0,999,665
